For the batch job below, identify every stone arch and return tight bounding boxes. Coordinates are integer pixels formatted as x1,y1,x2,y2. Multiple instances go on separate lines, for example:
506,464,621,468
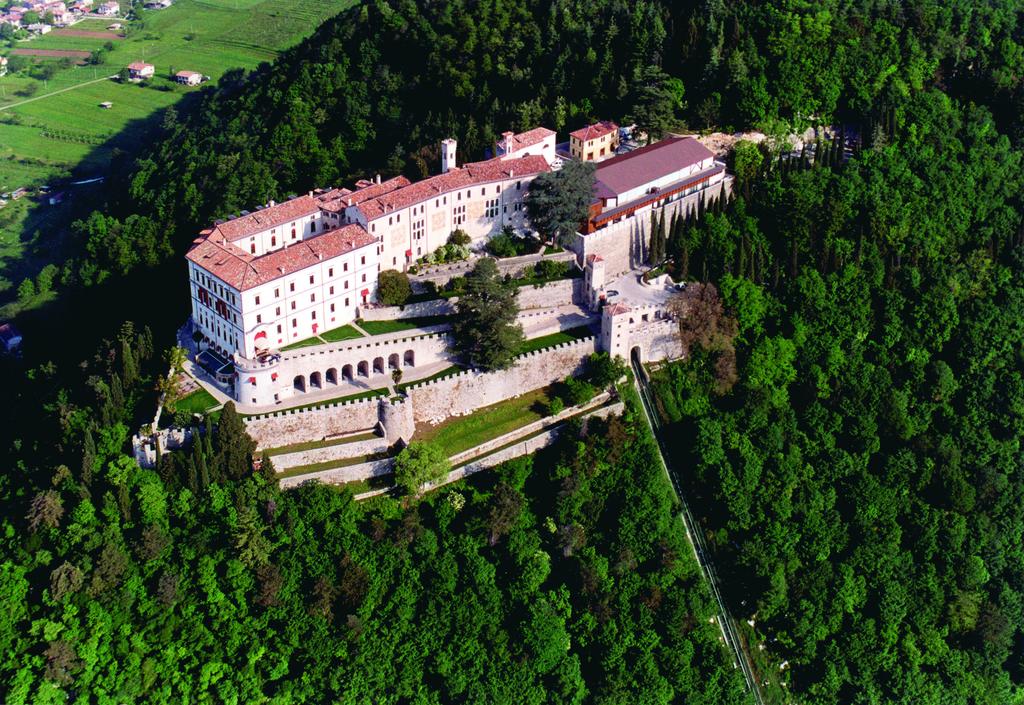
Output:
326,368,338,385
404,349,415,367
293,375,306,393
357,360,369,378
309,371,322,389
388,353,400,370
373,356,385,374
630,345,643,366
342,364,354,381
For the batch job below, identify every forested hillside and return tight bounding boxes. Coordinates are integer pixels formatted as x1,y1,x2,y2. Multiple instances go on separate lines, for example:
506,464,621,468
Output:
651,93,1024,702
67,0,1024,283
3,0,1024,703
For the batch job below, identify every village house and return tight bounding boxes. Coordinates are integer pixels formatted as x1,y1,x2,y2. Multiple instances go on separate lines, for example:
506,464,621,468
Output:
494,126,557,165
570,120,620,162
0,57,8,77
174,70,202,86
95,0,119,15
126,61,154,80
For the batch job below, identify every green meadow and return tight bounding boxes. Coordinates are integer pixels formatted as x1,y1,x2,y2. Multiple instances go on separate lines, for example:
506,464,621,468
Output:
0,0,352,312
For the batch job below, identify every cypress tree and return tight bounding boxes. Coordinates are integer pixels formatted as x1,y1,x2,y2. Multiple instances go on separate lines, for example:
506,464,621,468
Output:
109,374,124,417
81,426,96,486
657,210,667,263
216,402,256,481
121,338,138,388
648,210,659,266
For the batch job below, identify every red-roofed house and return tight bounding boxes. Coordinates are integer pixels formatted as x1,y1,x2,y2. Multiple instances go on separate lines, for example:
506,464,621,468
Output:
174,70,202,85
570,120,619,162
495,126,556,165
126,61,154,80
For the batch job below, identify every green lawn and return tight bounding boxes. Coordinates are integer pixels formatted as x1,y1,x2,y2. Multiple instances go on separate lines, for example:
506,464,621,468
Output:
516,325,592,355
280,334,325,351
414,386,552,457
263,431,379,457
319,324,364,342
395,364,464,393
358,315,453,336
172,387,219,414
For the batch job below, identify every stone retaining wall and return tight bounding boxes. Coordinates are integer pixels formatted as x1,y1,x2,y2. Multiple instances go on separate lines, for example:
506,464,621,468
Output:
270,437,390,471
406,336,598,425
412,251,576,288
280,458,394,490
244,398,380,450
358,298,456,321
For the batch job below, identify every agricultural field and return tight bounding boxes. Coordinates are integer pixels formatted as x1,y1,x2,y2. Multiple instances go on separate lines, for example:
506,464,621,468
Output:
0,0,352,313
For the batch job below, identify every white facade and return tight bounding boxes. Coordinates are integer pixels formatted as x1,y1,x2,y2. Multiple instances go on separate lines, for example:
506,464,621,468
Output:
348,174,537,270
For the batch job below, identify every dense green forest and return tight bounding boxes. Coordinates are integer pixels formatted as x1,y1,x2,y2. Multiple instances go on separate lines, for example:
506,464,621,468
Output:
4,0,1024,702
651,93,1024,702
0,324,746,701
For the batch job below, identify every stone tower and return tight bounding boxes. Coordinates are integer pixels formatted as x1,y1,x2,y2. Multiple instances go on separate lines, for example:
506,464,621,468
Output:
441,138,458,173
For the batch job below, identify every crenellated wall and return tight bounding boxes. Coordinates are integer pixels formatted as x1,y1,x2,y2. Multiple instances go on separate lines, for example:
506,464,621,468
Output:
243,397,381,449
406,336,598,424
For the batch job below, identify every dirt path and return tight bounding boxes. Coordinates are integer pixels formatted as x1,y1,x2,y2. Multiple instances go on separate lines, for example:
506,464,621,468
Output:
11,48,92,58
0,74,117,112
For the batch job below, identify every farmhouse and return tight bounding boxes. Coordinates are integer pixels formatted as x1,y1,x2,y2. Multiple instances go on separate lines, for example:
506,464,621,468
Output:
126,61,154,80
175,70,202,85
570,120,619,162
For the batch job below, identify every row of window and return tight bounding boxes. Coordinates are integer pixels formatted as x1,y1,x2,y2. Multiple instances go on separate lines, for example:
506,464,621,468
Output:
252,257,368,305
194,270,237,306
253,275,368,323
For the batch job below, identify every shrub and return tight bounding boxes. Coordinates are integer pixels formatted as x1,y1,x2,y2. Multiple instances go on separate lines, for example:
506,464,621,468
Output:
487,233,519,258
448,229,471,246
378,269,411,306
562,376,596,406
394,441,451,496
547,397,565,416
535,259,569,280
586,352,628,387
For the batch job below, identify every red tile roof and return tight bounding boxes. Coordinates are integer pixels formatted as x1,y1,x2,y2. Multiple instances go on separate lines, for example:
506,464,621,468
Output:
571,120,618,143
498,127,555,152
187,223,376,291
357,155,549,220
210,195,320,242
594,137,714,197
605,302,631,316
175,70,201,78
127,62,152,71
316,176,410,213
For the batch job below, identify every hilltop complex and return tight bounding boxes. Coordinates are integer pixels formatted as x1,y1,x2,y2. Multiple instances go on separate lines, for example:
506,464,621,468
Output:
185,126,731,407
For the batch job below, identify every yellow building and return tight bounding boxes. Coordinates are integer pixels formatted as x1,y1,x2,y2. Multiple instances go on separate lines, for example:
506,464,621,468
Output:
570,120,620,162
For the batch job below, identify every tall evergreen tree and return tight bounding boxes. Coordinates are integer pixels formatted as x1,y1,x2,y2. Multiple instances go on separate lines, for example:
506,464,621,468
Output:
216,402,256,481
450,258,524,370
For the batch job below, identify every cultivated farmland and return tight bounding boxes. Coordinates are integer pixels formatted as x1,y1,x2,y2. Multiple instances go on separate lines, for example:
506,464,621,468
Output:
0,0,353,314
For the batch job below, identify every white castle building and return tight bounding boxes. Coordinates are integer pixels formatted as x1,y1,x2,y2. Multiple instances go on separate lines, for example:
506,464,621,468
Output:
186,131,553,405
185,126,732,407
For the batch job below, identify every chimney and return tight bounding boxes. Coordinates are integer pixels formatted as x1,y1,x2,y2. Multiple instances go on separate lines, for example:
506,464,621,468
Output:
441,137,457,174
268,199,276,208
375,174,381,184
502,130,514,154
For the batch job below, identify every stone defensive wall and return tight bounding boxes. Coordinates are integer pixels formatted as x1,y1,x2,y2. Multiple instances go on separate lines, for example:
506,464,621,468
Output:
270,436,391,471
631,318,684,363
279,330,450,387
405,335,598,425
361,278,582,323
243,335,599,450
572,178,733,277
243,396,382,450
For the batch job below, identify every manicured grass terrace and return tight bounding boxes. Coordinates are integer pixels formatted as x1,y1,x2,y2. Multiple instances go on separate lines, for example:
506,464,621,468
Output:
357,315,453,335
413,386,553,457
515,325,592,355
262,431,379,457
